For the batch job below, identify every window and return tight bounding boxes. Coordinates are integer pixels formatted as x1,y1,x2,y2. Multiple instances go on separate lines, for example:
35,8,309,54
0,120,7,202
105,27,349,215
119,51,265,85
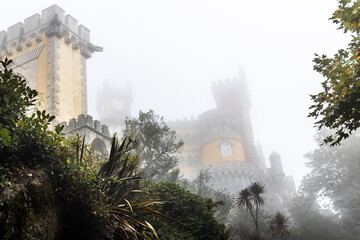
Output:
220,141,232,156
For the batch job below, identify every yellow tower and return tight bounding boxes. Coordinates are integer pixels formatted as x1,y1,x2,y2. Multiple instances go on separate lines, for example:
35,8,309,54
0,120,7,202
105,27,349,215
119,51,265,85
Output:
0,5,102,122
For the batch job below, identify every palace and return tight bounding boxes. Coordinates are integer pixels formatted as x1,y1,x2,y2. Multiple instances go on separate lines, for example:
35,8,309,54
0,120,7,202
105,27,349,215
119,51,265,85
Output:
0,5,110,154
168,73,295,198
1,5,295,201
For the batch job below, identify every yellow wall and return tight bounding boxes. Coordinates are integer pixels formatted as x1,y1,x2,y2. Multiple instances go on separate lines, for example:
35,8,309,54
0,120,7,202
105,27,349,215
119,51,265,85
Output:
201,138,245,166
5,34,85,122
37,36,49,111
57,39,84,122
6,33,49,112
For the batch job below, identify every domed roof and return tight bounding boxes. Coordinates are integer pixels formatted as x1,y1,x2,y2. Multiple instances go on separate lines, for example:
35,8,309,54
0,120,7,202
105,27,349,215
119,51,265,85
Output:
269,151,281,160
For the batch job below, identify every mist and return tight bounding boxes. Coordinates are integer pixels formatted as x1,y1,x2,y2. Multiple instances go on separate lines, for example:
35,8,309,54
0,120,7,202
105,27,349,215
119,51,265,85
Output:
0,0,350,188
2,0,360,239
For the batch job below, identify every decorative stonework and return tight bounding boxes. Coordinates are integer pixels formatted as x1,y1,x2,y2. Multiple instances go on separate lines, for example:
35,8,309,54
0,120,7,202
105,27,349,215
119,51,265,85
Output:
62,114,111,156
0,5,102,59
81,56,87,114
12,45,44,66
168,77,297,199
63,114,110,138
0,4,103,123
46,37,60,117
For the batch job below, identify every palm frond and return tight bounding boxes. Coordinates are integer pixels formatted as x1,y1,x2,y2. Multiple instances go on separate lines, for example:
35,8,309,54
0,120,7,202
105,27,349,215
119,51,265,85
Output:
249,182,266,208
269,212,291,238
236,188,253,209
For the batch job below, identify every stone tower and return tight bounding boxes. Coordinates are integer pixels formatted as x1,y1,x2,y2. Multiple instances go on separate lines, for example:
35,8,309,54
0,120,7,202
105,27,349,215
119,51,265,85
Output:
211,71,259,167
0,5,102,122
96,80,133,134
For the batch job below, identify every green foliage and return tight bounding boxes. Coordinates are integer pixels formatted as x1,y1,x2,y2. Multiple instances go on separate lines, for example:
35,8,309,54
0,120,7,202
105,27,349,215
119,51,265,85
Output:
188,169,234,224
288,194,355,240
309,0,360,145
0,58,177,239
0,58,64,167
144,181,228,240
302,129,360,234
269,212,290,240
236,182,266,237
51,136,110,240
122,110,184,180
98,135,168,239
227,207,269,240
53,135,170,240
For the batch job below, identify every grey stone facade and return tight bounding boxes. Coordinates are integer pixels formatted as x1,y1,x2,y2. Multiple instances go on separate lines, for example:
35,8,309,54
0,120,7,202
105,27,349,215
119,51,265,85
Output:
62,114,111,156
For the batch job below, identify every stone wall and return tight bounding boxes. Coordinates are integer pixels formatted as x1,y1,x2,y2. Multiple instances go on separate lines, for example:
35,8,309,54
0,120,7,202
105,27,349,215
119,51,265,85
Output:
62,114,111,156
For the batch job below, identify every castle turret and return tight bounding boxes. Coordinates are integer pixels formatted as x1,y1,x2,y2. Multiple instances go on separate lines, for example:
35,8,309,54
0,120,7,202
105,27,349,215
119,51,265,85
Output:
0,5,102,122
269,151,285,177
96,81,133,134
211,72,258,167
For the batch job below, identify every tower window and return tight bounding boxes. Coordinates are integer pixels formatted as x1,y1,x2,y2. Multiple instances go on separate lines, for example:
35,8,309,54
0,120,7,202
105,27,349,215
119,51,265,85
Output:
220,141,232,156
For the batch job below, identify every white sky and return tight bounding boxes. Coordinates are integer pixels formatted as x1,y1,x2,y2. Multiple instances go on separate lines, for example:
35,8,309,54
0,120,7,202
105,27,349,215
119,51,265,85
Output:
0,0,350,189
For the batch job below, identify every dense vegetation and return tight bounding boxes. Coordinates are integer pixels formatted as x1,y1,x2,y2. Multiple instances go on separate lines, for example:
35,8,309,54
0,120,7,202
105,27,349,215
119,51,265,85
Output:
122,110,184,180
2,1,360,237
309,0,360,145
305,0,360,238
0,58,227,239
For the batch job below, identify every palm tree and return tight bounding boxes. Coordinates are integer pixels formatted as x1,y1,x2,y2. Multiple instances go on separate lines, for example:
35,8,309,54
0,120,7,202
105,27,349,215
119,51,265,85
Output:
249,182,265,236
236,182,266,237
99,134,173,239
269,212,291,240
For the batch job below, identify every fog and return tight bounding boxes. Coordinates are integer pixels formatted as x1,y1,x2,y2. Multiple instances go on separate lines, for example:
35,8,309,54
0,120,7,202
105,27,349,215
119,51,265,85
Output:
0,0,350,188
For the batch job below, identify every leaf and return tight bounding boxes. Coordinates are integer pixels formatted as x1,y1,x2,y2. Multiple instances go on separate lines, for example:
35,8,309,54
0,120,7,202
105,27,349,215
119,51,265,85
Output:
144,221,159,240
3,96,9,105
16,119,24,128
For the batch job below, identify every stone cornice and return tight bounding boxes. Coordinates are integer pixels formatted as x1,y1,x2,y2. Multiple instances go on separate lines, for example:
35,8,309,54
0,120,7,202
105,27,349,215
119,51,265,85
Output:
0,5,102,59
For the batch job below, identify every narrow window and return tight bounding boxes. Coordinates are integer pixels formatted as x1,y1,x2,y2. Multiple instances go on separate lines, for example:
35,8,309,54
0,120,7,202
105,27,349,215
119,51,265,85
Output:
220,141,232,156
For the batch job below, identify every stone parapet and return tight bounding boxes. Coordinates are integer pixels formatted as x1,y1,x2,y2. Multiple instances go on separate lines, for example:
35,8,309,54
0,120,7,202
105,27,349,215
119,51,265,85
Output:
0,4,102,58
62,114,111,138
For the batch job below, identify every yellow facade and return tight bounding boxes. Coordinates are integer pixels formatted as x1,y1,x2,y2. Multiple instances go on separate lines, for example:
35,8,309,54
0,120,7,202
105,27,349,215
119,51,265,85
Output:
0,5,101,123
4,33,50,112
201,137,246,166
57,39,85,122
169,108,250,178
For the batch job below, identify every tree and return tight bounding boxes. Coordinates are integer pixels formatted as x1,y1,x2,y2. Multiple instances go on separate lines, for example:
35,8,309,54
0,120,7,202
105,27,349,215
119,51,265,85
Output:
0,58,63,167
269,212,290,240
97,135,169,240
144,181,228,240
122,110,183,180
302,129,360,234
309,0,360,146
236,182,266,237
288,194,355,240
188,169,233,224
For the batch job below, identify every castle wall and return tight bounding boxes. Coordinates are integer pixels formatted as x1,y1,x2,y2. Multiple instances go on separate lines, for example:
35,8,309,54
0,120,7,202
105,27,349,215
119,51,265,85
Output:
57,39,84,121
63,114,111,156
0,5,102,123
201,137,246,167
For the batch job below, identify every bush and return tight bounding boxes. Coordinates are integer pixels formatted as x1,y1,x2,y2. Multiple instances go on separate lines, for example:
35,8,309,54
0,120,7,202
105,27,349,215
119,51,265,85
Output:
0,58,64,168
144,181,229,240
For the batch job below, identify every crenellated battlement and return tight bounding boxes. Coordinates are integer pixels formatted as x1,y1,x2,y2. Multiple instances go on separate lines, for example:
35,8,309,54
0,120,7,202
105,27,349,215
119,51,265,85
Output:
0,4,102,58
62,114,111,138
211,77,242,94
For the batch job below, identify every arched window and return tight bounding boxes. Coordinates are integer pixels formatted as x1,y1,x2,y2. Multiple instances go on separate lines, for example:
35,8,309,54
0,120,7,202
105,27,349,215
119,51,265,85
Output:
220,141,232,157
92,138,107,157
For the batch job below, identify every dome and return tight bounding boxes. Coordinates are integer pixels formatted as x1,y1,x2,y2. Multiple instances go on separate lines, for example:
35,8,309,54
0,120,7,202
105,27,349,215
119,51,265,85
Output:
269,151,281,160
